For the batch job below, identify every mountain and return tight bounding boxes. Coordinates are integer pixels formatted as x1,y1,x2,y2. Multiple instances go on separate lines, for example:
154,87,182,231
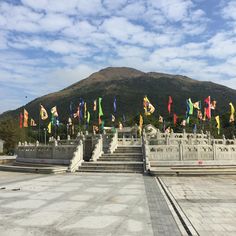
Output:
1,67,236,123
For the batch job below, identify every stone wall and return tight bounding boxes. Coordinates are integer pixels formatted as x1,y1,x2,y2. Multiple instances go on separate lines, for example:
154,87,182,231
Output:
0,139,4,153
144,125,236,163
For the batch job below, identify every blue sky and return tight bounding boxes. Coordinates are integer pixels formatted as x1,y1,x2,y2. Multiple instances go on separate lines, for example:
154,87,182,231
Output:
0,0,236,114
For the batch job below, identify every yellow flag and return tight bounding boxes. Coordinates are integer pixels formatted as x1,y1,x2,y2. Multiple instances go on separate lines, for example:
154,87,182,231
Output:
215,116,220,135
30,118,37,126
229,102,235,122
143,96,155,116
139,114,143,129
40,105,48,120
47,122,52,134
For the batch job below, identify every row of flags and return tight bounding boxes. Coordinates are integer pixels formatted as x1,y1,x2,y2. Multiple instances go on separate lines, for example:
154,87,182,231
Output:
142,95,235,134
20,95,235,136
20,97,114,134
19,109,36,128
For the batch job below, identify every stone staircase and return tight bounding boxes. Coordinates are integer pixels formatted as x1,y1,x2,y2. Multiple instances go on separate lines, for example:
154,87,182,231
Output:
78,146,144,173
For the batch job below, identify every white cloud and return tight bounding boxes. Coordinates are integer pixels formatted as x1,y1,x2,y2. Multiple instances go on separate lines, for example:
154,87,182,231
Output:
149,0,193,22
221,1,236,21
0,0,236,114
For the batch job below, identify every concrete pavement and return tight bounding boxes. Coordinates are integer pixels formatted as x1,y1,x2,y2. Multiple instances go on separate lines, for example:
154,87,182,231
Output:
0,172,176,236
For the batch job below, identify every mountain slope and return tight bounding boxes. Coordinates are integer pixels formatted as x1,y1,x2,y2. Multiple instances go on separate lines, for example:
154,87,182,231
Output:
1,67,236,122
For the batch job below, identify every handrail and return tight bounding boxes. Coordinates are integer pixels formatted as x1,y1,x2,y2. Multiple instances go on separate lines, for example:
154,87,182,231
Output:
91,135,103,161
68,140,84,172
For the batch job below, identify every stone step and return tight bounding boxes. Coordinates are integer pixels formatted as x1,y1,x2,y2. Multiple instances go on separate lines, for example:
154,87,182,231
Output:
81,162,143,168
150,166,236,176
102,153,143,158
78,169,143,173
98,158,142,162
0,164,67,174
79,161,143,173
114,149,142,152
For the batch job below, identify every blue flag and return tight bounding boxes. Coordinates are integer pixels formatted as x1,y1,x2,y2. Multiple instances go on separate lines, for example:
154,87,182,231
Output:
113,97,117,113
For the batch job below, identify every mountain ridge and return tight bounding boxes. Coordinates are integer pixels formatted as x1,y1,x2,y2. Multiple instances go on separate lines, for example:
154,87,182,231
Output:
1,67,236,122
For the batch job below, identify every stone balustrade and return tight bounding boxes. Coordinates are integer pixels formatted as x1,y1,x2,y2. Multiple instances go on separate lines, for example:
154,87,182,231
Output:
117,136,142,146
108,130,118,153
68,140,84,172
143,125,236,164
91,135,103,162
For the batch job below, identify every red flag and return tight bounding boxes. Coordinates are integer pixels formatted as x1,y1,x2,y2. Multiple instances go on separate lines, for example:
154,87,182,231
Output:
23,109,28,127
19,113,23,128
168,96,173,114
173,113,178,125
204,96,211,119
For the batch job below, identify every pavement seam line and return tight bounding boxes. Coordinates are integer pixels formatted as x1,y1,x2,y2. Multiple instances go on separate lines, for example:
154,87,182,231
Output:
157,177,199,236
155,177,188,236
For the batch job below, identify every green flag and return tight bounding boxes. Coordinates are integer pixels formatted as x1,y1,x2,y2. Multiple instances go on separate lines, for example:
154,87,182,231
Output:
87,111,90,124
98,97,103,116
188,98,193,115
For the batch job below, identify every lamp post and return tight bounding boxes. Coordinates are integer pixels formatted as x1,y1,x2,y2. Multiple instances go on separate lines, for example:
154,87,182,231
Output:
44,128,46,145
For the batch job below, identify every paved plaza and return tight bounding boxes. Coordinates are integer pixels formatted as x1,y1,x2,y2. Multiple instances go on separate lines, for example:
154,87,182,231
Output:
0,172,236,236
0,172,181,236
161,175,236,236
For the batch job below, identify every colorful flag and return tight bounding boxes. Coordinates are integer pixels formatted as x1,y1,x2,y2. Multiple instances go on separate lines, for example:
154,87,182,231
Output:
168,96,172,114
30,118,37,127
139,114,143,129
23,109,28,127
98,97,103,117
113,97,117,113
193,124,197,133
193,101,201,110
69,101,73,117
87,111,90,124
79,98,84,121
229,102,235,123
98,116,102,125
143,96,155,115
159,115,163,123
187,98,193,115
84,102,87,119
51,106,58,117
173,113,178,126
74,106,80,119
47,122,52,134
204,96,211,119
122,114,126,123
40,105,48,120
197,110,203,120
93,99,97,111
211,100,217,110
56,117,60,126
215,115,220,134
68,117,72,125
19,113,23,128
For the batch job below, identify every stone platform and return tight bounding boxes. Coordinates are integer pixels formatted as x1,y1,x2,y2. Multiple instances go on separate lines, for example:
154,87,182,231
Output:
0,172,181,236
1,171,236,235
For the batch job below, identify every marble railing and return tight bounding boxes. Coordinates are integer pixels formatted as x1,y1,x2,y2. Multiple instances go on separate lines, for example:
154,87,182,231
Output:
117,137,142,146
91,135,103,162
109,130,118,153
68,140,83,172
147,143,236,162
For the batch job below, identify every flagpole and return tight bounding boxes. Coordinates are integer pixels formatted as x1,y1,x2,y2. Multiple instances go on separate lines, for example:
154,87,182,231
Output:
38,104,41,143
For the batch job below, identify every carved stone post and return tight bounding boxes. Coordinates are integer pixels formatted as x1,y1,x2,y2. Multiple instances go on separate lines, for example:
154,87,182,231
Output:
222,135,226,145
179,141,183,161
212,143,216,160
